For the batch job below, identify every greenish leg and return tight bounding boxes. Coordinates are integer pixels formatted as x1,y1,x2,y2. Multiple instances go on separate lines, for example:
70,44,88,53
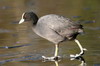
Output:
54,44,59,57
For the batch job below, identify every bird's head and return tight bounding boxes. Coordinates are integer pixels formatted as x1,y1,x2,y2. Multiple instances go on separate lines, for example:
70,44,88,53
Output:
19,12,38,25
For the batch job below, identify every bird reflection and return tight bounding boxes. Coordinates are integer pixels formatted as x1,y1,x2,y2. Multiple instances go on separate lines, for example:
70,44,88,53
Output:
78,57,86,66
70,56,86,66
42,57,60,66
0,53,86,66
43,56,86,66
54,61,59,66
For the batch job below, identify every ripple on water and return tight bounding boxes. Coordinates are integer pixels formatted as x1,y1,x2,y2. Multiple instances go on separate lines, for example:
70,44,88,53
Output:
0,29,12,33
0,6,12,10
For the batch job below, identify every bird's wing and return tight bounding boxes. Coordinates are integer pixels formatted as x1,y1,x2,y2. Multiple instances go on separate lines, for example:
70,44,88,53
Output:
38,14,81,37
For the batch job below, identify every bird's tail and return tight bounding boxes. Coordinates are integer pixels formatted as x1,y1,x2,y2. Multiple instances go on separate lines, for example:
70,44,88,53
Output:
78,28,84,35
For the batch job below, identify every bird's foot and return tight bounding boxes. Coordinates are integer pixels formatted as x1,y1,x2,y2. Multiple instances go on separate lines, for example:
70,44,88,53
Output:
42,56,61,62
70,54,82,60
70,48,87,60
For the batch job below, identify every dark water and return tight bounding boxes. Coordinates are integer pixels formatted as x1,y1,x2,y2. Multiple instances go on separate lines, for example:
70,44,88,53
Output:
0,0,100,66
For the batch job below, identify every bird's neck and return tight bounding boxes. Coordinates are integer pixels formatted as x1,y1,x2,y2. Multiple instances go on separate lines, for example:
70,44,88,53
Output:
32,15,39,25
29,20,37,27
32,20,38,25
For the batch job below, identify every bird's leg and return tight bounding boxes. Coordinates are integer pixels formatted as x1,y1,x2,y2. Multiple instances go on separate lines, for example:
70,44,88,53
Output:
42,44,61,61
70,39,87,60
53,44,61,60
54,44,59,57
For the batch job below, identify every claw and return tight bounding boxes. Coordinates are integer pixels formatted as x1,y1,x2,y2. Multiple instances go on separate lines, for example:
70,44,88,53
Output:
70,54,81,60
42,56,61,61
83,48,87,51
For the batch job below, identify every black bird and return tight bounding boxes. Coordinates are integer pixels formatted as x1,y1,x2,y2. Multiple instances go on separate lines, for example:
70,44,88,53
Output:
19,12,87,61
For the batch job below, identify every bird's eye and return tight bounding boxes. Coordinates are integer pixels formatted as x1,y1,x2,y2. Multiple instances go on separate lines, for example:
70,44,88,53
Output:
23,13,31,21
23,14,28,19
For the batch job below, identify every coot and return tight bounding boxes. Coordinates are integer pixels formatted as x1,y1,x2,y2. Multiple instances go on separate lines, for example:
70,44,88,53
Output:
19,12,87,60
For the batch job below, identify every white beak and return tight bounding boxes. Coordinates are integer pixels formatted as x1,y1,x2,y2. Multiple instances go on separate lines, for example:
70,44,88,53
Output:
19,18,25,24
19,13,25,24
